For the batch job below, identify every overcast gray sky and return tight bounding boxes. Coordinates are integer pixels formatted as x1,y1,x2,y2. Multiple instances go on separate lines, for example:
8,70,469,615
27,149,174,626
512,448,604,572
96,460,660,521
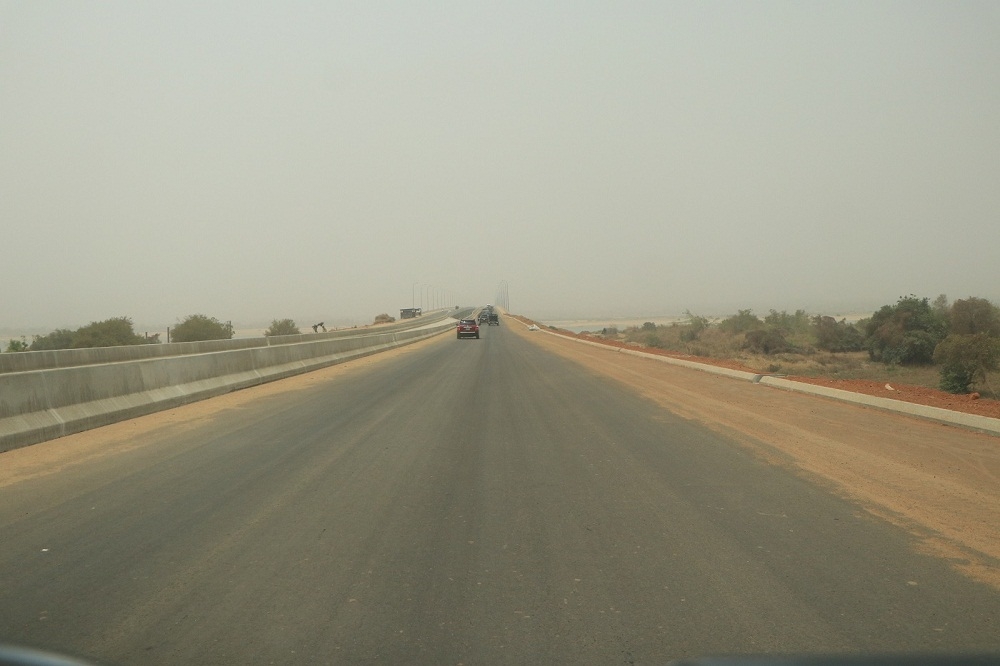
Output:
3,1,998,331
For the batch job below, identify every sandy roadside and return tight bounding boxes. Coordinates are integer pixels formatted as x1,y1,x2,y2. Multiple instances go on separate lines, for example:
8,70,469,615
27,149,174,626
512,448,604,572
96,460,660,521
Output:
509,318,1000,591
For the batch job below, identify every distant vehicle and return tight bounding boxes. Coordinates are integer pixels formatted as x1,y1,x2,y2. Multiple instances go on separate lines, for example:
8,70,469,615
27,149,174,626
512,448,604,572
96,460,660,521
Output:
456,319,480,339
478,312,489,324
487,313,499,326
400,307,422,319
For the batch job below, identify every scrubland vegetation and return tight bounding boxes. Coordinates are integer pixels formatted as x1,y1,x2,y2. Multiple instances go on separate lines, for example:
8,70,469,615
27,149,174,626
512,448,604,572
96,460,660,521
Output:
14,316,160,350
8,296,999,397
594,295,1000,397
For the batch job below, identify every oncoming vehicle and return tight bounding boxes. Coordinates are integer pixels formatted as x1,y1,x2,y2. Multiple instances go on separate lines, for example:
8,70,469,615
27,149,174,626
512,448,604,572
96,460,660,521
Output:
456,319,479,339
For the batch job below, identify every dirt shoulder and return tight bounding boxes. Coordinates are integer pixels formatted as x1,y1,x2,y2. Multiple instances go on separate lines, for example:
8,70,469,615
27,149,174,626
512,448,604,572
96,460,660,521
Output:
536,323,1000,420
510,317,1000,591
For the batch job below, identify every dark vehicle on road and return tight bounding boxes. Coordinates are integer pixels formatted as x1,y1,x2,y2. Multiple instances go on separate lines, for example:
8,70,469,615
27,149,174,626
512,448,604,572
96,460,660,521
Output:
456,319,479,339
487,313,499,326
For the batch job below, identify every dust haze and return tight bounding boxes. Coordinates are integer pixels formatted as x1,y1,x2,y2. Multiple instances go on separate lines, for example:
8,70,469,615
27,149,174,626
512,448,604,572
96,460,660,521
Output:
2,2,998,334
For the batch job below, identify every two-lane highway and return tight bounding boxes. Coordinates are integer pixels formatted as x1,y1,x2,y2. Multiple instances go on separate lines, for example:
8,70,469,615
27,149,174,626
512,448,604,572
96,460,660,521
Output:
1,319,998,664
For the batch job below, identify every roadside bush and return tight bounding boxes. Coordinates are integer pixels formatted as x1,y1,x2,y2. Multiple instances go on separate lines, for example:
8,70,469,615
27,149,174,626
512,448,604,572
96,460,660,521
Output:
938,364,976,395
933,333,1000,394
170,314,234,342
265,319,300,336
373,313,395,325
864,295,947,365
813,316,864,352
948,297,1000,336
644,333,664,349
742,328,789,355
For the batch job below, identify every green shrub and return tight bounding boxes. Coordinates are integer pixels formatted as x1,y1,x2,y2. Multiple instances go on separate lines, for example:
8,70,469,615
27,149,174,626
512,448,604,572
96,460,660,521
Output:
813,316,864,352
719,309,761,334
171,314,234,342
742,328,789,355
72,317,148,348
949,297,1000,336
864,295,947,365
938,364,975,394
265,319,300,336
933,333,1000,394
644,333,664,349
29,318,152,350
4,337,29,352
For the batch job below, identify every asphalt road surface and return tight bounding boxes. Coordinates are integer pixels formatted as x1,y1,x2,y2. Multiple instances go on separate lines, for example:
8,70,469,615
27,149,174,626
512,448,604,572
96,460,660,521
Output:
1,320,998,664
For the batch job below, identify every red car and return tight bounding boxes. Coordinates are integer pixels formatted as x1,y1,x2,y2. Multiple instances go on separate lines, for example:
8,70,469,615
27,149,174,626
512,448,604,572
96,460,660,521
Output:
456,319,480,339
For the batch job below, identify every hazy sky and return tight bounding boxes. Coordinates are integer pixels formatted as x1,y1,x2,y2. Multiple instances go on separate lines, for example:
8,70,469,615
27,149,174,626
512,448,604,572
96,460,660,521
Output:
3,1,998,331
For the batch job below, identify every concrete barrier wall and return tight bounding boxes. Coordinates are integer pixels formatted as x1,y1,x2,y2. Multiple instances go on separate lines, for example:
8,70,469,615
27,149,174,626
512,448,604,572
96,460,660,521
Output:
0,309,456,374
0,315,464,453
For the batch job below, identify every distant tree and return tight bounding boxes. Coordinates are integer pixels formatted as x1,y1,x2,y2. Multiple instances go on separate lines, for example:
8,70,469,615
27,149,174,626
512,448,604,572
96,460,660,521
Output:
641,321,656,332
29,328,77,351
933,333,1000,394
27,318,154,350
863,295,947,365
932,294,950,318
373,313,395,324
948,297,1000,337
4,336,29,352
170,314,234,342
71,317,149,348
265,319,300,336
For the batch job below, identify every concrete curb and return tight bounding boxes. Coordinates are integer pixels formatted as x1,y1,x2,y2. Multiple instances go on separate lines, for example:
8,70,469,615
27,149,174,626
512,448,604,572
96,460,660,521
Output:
528,323,1000,437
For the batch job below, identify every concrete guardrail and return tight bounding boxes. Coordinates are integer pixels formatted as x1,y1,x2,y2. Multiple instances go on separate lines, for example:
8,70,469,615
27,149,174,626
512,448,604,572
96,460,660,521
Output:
0,309,472,453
